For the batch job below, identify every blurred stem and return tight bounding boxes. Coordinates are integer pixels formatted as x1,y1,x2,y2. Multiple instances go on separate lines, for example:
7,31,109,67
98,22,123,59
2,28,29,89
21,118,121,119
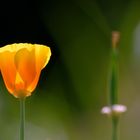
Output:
112,117,119,140
20,98,25,140
110,31,120,140
110,48,118,105
110,48,119,140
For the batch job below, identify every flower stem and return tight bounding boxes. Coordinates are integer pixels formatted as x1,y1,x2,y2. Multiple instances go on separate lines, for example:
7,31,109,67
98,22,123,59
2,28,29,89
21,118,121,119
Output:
110,45,119,140
20,98,25,140
110,48,118,105
112,117,119,140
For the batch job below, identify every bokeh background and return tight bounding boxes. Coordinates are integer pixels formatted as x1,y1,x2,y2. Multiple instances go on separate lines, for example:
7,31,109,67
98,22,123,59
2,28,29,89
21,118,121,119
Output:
0,0,140,140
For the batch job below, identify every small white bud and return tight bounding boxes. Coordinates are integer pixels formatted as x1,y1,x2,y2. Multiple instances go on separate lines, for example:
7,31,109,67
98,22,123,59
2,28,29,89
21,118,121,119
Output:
101,104,127,117
101,106,111,115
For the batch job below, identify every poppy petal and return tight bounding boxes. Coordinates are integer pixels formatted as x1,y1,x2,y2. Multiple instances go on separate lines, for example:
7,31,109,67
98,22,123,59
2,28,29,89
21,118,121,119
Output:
35,44,51,72
0,51,16,94
14,48,36,89
27,71,41,92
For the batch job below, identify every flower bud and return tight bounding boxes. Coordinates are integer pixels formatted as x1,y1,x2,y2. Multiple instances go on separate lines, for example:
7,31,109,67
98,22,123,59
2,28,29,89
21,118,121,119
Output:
112,31,120,48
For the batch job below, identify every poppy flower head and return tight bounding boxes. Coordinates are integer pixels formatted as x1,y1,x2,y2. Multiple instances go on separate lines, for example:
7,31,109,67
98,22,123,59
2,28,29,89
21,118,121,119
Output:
0,43,51,98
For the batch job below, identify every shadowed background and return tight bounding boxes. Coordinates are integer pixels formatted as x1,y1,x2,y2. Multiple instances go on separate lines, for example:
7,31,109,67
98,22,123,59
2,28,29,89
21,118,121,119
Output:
0,0,139,140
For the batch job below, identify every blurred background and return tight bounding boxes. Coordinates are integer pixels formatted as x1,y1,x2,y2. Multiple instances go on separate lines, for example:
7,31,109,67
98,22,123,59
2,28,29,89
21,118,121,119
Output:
0,0,140,140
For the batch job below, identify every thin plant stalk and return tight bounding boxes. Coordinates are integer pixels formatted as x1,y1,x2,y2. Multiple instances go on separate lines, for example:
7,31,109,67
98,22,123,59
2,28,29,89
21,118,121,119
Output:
110,31,120,140
110,48,118,105
110,48,119,140
20,98,25,140
101,32,126,140
112,117,119,140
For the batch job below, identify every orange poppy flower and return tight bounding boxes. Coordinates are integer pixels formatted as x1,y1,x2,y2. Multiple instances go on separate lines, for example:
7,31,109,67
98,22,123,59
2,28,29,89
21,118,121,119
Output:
0,43,51,98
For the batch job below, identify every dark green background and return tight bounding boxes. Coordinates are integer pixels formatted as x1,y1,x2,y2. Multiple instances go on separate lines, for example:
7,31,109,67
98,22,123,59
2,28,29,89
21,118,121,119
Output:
0,0,139,139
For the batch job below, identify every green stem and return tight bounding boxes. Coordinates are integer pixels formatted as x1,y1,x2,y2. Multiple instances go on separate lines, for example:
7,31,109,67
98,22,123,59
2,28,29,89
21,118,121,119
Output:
110,48,119,140
112,117,119,140
110,48,118,105
20,98,25,140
